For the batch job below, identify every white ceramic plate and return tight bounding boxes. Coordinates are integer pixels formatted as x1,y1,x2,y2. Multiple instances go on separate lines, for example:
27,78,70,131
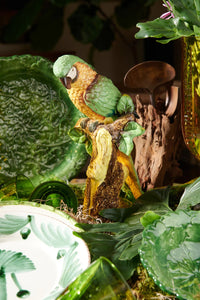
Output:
0,202,90,300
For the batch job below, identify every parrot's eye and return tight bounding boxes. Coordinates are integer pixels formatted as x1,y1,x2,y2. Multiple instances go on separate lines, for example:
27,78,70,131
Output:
67,66,78,81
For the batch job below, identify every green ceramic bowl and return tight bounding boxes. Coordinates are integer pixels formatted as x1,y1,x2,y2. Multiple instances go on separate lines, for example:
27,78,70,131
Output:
139,210,200,300
0,55,88,189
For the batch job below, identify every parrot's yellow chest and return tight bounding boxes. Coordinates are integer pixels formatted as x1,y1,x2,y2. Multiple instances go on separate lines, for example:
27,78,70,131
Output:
68,62,105,120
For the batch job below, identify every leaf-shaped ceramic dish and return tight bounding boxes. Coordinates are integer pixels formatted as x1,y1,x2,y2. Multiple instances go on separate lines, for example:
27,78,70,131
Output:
0,201,90,300
0,55,88,188
139,210,200,300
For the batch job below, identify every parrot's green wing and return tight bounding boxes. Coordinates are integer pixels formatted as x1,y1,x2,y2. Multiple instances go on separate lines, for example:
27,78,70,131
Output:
85,76,121,117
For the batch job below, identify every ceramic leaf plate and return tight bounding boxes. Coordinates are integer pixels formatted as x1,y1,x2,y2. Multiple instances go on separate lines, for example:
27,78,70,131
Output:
139,210,200,300
0,201,90,300
0,55,88,188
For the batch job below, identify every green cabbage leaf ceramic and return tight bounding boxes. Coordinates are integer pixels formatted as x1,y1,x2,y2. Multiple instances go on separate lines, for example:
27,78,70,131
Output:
0,55,88,189
139,210,200,300
177,176,200,210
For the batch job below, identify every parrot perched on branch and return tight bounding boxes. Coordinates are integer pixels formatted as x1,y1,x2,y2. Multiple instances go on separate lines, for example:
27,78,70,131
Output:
53,55,138,122
53,55,144,214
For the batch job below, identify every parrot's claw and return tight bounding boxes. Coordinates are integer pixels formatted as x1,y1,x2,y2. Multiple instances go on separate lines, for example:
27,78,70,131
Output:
80,118,90,129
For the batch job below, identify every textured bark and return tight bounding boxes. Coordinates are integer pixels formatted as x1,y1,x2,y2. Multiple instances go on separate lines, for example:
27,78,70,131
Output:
133,95,182,191
73,115,142,216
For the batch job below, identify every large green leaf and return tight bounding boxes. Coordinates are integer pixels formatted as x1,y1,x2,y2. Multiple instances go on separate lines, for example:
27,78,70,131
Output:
135,17,194,44
170,0,200,27
139,210,200,299
68,4,103,44
177,177,200,210
75,221,142,280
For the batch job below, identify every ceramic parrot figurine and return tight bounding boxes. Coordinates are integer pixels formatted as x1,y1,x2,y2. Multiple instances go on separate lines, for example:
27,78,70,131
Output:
53,55,144,215
53,55,137,121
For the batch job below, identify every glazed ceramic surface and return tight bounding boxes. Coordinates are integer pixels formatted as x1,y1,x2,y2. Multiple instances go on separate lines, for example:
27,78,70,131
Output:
0,55,88,188
139,210,200,300
0,202,90,300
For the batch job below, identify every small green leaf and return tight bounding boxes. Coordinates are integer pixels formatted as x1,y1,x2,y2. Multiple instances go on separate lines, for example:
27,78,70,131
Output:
135,17,194,44
124,187,172,226
85,139,93,156
68,128,86,144
118,121,145,156
140,211,161,227
117,94,135,115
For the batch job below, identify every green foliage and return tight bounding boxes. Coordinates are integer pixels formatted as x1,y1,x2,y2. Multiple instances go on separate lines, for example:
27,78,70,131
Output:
68,5,104,44
75,222,141,280
74,186,174,280
0,0,158,52
136,17,194,44
135,0,200,43
118,121,145,156
75,179,200,284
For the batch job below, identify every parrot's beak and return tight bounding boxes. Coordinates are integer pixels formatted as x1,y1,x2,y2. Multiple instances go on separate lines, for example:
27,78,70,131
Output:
60,76,72,89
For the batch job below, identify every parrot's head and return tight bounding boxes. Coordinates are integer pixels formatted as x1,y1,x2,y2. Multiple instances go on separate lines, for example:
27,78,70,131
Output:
53,55,92,89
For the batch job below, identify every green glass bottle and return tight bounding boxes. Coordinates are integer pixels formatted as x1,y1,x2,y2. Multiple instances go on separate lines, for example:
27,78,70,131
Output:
181,36,200,160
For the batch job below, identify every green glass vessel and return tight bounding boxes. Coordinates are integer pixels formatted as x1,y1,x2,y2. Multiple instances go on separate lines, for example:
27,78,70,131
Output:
181,36,200,160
